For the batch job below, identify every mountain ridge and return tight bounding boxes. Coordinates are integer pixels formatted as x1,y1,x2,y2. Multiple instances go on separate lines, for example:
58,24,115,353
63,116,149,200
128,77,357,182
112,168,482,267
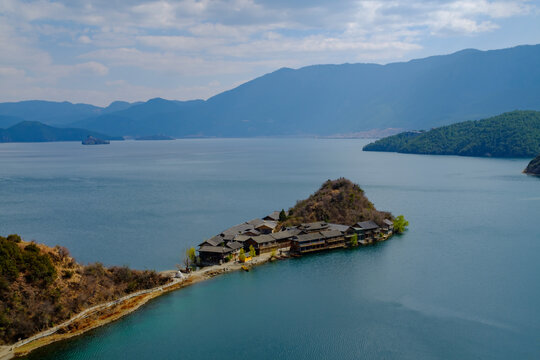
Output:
1,44,540,137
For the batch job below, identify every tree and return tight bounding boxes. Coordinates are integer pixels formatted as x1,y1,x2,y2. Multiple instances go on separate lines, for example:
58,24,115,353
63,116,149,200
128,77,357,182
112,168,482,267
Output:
186,247,196,264
349,233,358,247
249,245,257,258
279,209,288,222
183,247,197,270
270,248,277,259
393,215,409,234
238,248,246,263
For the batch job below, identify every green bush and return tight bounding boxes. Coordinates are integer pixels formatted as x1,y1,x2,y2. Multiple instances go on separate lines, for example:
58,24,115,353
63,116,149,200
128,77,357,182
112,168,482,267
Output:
349,234,358,247
393,215,409,234
7,234,21,243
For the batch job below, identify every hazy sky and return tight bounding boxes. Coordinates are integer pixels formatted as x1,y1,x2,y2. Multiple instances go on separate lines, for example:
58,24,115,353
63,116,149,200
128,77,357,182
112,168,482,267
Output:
1,0,539,106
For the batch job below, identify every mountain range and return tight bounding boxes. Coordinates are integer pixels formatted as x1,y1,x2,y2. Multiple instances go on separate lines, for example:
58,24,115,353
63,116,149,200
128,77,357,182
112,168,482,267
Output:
1,44,539,137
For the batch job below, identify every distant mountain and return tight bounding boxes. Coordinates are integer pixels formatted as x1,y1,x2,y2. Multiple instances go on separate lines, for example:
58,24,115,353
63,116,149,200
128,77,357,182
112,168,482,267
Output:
363,111,540,158
71,98,204,137
524,154,540,175
2,44,540,136
0,121,122,143
0,100,138,126
0,115,25,128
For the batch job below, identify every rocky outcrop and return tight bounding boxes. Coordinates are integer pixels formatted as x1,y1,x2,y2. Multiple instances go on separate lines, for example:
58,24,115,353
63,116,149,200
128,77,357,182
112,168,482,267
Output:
82,136,109,145
524,154,540,175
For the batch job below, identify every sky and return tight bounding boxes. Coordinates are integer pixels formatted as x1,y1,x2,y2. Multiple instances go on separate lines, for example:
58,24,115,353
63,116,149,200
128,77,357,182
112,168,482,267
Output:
1,0,539,107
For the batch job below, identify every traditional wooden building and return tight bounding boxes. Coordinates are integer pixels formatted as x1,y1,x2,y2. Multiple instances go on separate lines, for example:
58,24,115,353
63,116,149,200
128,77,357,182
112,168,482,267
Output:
290,232,326,254
382,219,394,236
198,235,224,248
244,235,279,255
270,229,300,248
298,222,329,233
351,221,380,244
263,211,280,221
290,229,347,255
320,229,346,249
198,245,234,266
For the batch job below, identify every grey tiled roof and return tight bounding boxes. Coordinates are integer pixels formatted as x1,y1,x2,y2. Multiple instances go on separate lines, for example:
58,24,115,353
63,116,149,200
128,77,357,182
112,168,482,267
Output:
198,246,233,254
355,221,380,230
327,223,351,233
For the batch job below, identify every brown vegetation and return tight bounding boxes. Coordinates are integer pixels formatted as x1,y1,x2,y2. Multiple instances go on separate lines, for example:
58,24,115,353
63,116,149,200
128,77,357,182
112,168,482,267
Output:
0,235,170,345
282,178,392,227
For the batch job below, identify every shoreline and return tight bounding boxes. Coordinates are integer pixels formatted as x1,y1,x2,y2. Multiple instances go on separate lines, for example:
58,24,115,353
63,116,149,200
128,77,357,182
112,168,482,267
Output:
2,252,277,359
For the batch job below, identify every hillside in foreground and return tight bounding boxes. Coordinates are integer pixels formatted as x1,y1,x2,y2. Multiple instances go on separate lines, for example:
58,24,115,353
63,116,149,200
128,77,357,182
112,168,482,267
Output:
524,154,540,175
0,121,122,143
363,111,540,158
282,178,392,227
0,235,169,345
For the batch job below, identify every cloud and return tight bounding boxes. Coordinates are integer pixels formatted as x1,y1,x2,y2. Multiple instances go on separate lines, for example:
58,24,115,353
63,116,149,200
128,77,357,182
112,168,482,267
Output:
0,0,537,105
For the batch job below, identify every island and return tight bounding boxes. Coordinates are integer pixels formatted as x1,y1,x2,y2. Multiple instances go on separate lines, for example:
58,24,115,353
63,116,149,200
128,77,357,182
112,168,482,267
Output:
363,110,540,158
0,178,407,359
524,154,540,175
135,135,175,141
82,136,110,145
0,121,122,143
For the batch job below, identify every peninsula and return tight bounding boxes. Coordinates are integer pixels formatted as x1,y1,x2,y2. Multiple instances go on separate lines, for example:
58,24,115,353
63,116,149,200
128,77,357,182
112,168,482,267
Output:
195,178,406,265
363,110,540,158
0,179,407,359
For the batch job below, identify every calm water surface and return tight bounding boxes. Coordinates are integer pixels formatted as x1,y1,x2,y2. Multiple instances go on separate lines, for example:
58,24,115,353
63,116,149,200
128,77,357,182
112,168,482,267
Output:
0,139,538,359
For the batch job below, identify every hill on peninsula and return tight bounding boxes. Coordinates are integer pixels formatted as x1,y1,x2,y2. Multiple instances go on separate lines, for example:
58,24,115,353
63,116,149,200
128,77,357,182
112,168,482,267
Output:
282,178,392,227
363,111,540,158
0,235,169,345
1,44,540,137
0,121,122,143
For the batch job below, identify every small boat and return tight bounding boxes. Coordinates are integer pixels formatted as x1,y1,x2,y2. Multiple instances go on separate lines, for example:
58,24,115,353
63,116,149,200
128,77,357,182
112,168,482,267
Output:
241,265,250,272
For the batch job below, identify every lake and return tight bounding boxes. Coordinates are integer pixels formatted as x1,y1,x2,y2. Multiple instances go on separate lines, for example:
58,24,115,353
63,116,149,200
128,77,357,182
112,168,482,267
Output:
0,139,538,359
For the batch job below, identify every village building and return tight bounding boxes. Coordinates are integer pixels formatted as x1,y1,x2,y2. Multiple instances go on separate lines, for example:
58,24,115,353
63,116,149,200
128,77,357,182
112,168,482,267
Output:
290,229,347,254
319,229,347,249
298,222,329,233
198,235,225,248
290,232,326,254
382,219,394,236
197,216,393,265
263,211,280,221
351,221,380,244
198,245,234,266
247,218,278,234
270,229,300,248
244,234,280,255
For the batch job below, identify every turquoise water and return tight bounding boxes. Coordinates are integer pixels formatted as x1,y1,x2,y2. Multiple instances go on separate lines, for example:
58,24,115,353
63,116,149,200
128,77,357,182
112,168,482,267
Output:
0,139,538,359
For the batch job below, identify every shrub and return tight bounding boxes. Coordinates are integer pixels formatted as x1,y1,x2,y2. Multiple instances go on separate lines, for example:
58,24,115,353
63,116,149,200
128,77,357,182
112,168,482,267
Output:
7,234,21,243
